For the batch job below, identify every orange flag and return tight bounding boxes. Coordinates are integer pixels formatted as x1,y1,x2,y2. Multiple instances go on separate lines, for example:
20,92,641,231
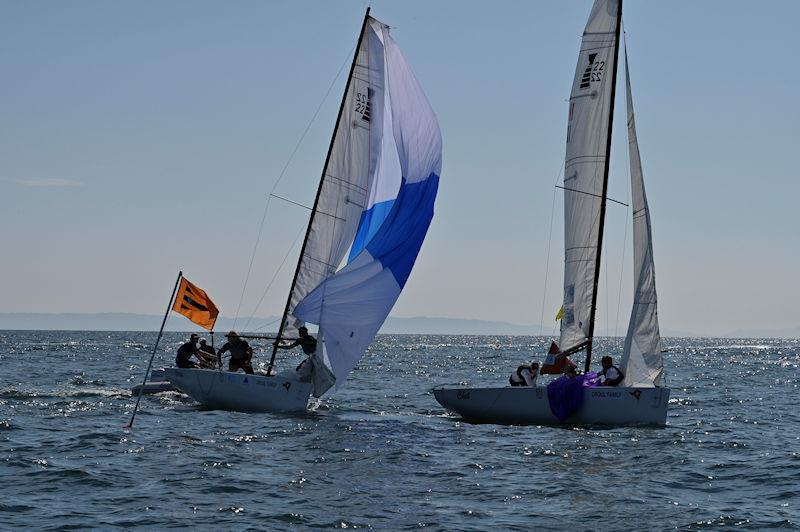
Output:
172,277,219,330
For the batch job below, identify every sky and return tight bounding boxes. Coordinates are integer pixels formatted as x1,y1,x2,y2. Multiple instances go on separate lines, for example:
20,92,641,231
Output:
1,0,798,336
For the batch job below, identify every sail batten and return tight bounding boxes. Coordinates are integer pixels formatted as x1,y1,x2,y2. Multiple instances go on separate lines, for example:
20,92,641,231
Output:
620,47,664,387
559,0,621,354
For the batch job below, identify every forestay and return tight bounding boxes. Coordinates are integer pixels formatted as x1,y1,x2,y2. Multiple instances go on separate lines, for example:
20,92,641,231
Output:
293,18,441,397
279,16,376,340
620,49,664,387
559,0,620,352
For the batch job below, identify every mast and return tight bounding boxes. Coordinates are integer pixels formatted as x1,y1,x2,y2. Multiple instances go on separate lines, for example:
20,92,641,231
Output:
584,0,622,373
267,7,372,376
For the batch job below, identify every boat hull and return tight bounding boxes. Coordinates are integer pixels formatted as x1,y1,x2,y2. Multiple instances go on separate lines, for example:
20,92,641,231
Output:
164,368,312,413
131,381,176,395
433,385,670,426
130,368,177,395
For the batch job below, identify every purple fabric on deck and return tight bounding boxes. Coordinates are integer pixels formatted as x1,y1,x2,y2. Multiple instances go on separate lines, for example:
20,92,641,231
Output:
547,375,587,421
582,371,601,387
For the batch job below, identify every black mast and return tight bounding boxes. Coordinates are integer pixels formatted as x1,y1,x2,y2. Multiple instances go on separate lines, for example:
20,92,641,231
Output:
267,7,372,376
585,0,622,373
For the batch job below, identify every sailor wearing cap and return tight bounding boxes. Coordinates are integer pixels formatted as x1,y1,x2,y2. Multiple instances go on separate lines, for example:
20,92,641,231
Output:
218,331,254,374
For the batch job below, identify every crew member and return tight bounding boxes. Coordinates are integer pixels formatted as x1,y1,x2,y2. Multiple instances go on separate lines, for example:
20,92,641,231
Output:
275,326,317,355
275,326,318,377
176,333,201,369
598,356,624,386
218,331,254,374
197,338,217,369
509,362,539,387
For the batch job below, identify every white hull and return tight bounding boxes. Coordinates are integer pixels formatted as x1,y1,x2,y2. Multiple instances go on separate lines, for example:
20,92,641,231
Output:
130,369,176,395
164,368,312,413
433,385,670,426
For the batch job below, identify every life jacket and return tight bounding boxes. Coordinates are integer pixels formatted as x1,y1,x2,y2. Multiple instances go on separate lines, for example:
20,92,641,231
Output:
509,365,529,386
600,365,625,385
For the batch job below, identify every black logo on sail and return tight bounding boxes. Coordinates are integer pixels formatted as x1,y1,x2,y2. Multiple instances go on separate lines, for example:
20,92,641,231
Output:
355,88,373,122
580,53,597,89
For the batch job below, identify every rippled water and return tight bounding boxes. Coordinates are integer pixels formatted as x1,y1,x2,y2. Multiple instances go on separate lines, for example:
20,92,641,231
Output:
0,331,798,530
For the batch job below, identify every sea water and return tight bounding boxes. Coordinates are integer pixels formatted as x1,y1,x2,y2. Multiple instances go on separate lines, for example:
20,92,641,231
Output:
0,331,797,530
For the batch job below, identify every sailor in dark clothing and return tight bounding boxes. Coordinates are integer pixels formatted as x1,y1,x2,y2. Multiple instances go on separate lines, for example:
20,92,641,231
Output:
276,326,317,355
275,326,318,376
599,356,625,386
176,333,201,369
218,331,254,374
197,338,217,369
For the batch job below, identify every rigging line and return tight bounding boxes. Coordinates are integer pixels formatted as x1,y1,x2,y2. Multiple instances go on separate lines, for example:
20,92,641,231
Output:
251,316,281,333
233,195,271,327
232,45,356,328
538,175,560,336
270,193,311,210
615,28,632,339
605,228,609,338
555,186,628,207
241,223,308,333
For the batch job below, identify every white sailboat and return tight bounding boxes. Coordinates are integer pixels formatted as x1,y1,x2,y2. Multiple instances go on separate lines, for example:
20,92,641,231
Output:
434,0,670,426
166,9,442,413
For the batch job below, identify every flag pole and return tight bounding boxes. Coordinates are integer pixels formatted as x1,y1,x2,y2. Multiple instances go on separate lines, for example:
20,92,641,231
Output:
125,270,183,428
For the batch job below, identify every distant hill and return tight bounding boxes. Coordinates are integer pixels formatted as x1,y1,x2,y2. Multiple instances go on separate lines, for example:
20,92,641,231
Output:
2,312,791,338
0,312,544,335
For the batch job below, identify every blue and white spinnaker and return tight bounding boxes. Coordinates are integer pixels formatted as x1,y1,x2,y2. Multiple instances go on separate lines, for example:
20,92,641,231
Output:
293,18,442,396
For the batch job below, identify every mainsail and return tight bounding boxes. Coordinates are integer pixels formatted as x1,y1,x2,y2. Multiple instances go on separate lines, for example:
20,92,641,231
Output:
559,0,621,354
620,49,664,387
275,13,377,345
286,15,441,396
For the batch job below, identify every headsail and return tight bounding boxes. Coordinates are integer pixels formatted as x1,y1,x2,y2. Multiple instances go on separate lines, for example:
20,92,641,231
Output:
294,18,441,396
559,0,621,353
277,12,378,342
620,49,664,387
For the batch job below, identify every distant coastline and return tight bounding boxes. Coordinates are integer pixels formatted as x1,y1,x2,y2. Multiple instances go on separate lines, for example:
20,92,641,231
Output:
1,312,794,338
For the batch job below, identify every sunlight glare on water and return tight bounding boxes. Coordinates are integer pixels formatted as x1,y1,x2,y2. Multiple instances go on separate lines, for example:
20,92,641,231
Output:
0,331,798,529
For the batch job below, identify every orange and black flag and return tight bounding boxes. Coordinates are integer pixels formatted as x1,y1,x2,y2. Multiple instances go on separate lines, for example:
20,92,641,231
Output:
172,276,219,330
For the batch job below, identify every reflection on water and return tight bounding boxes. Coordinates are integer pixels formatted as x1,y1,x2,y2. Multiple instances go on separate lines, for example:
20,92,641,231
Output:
0,331,797,529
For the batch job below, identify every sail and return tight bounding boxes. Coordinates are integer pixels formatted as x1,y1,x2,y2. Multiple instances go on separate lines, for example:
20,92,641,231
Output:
294,18,441,396
620,49,664,387
559,0,620,351
279,16,380,339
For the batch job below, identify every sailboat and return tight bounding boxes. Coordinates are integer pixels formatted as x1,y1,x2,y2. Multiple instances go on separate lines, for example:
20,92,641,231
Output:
165,9,442,413
433,0,670,425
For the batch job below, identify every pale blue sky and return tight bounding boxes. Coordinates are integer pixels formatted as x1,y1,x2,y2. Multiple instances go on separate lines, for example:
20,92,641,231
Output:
1,1,797,336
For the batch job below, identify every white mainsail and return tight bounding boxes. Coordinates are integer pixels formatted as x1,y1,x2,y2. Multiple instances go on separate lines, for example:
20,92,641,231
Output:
279,16,377,340
560,0,621,351
620,49,664,387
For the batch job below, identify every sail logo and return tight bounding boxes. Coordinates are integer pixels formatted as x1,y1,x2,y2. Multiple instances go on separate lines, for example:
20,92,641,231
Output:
579,53,604,89
355,88,373,122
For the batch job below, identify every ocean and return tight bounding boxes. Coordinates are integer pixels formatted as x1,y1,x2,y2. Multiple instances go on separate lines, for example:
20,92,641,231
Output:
0,331,797,530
